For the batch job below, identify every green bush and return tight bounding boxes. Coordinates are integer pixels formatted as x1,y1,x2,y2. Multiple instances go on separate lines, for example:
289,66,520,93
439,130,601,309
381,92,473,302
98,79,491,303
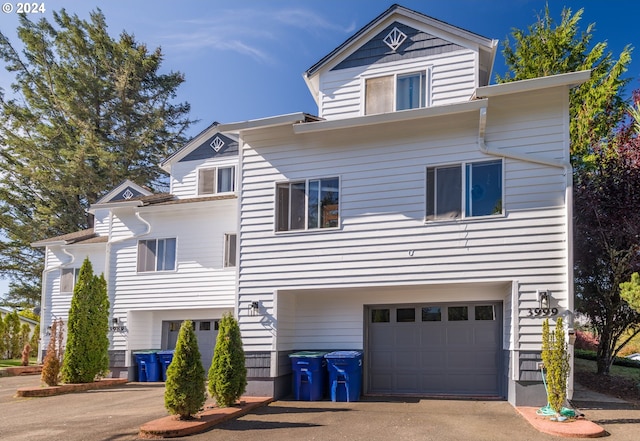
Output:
61,258,110,383
541,317,570,414
575,349,640,368
164,320,206,419
208,313,247,407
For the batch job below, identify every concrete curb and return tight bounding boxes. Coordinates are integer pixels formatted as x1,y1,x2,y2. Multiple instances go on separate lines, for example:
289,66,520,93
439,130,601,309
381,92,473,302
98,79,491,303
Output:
16,378,128,397
516,406,607,438
139,396,274,439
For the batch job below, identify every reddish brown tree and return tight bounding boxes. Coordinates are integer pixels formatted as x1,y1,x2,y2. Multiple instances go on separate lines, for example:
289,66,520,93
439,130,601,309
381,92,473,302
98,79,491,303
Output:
574,101,640,374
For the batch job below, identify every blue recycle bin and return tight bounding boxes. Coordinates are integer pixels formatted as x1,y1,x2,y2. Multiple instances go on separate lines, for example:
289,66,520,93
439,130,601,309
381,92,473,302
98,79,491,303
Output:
289,351,328,400
157,350,175,381
133,351,160,382
325,351,363,402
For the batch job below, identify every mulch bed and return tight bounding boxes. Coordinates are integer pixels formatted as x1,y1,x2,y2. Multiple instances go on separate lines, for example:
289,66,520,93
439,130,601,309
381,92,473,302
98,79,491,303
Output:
575,371,640,406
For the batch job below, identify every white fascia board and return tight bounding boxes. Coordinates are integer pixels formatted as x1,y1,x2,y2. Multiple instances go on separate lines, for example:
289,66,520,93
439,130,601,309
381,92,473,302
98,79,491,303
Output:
293,99,488,134
475,70,591,98
217,112,317,134
89,200,144,212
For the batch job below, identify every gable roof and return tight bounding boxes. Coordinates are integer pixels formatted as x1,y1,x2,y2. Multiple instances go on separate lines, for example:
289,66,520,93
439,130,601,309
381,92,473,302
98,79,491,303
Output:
160,122,240,172
94,180,153,204
303,4,498,105
30,227,107,248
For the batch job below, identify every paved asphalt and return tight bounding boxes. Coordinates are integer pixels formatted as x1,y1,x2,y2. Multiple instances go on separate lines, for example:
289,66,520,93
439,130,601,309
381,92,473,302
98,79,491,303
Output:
1,374,639,441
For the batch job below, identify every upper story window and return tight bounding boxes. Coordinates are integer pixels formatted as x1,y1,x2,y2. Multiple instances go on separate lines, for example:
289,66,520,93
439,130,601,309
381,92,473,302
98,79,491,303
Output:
60,267,79,293
224,233,237,268
365,69,431,115
276,177,339,232
198,165,235,195
137,238,176,272
426,160,502,221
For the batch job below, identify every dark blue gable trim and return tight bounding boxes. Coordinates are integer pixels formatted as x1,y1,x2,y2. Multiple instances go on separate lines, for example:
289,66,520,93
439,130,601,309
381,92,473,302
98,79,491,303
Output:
332,22,464,71
179,133,238,163
109,186,145,202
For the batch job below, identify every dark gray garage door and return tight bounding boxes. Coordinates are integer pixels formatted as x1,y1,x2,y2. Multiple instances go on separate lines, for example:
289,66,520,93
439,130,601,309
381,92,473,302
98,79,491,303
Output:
367,302,502,397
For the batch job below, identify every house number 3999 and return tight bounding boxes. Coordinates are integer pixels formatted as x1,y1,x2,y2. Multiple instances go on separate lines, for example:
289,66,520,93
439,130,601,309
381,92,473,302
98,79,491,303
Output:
527,308,558,317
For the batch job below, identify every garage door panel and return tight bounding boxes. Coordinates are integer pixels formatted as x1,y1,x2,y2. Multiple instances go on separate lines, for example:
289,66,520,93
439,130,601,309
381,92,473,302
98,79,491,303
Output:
421,326,445,345
396,374,419,391
395,326,419,346
370,350,393,368
446,327,473,345
395,350,419,367
421,352,446,370
370,326,394,346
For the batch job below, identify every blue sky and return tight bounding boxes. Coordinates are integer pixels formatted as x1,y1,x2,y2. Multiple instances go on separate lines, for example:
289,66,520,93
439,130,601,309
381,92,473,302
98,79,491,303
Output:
0,0,639,299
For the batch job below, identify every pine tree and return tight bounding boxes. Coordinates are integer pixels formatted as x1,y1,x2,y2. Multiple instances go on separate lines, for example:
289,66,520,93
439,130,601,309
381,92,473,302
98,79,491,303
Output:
0,317,6,358
0,8,193,308
61,258,110,383
29,323,40,357
208,313,247,407
497,6,632,165
541,318,570,414
164,320,206,419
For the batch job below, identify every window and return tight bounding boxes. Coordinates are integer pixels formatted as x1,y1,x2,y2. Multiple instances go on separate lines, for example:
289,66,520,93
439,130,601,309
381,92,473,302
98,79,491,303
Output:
199,321,211,331
224,233,237,268
60,268,79,293
365,70,430,115
426,160,502,221
137,238,176,272
198,165,235,195
448,306,469,321
276,177,339,232
397,308,416,323
475,305,495,321
371,309,390,323
421,306,442,322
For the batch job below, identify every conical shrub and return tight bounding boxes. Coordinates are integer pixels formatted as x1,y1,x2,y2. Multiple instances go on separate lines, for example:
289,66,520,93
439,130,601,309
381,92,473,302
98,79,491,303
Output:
164,320,206,419
208,313,247,407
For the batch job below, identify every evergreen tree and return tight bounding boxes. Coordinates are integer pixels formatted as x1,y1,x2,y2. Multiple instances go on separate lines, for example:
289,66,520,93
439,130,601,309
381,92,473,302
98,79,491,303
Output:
0,8,193,309
208,313,247,407
0,315,6,358
164,320,206,419
541,318,570,414
5,311,21,358
29,323,40,357
497,6,632,165
61,258,110,383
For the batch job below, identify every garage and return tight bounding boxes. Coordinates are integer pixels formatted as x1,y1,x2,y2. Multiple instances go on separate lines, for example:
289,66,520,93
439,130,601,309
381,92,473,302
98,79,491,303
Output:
367,302,502,397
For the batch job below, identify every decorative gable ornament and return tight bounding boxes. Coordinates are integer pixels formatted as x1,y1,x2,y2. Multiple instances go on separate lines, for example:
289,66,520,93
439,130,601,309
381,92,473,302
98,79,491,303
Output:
210,136,225,152
383,27,407,52
122,189,134,200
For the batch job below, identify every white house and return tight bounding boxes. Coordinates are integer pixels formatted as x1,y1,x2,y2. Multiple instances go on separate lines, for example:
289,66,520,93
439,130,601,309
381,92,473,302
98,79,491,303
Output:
34,4,587,406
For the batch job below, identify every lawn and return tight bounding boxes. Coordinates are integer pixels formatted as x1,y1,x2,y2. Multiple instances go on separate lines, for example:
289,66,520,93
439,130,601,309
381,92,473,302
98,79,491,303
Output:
574,356,640,380
0,358,37,368
574,355,640,404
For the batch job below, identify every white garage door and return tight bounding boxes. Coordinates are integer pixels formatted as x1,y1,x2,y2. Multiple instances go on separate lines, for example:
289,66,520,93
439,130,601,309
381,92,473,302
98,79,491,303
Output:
367,302,502,397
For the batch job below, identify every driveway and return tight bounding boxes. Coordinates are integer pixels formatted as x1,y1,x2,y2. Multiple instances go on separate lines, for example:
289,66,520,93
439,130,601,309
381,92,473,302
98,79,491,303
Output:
1,374,639,440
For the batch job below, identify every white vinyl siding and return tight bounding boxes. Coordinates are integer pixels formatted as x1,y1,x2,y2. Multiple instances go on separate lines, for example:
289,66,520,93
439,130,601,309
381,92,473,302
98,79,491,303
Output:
170,159,238,199
106,201,237,352
319,50,476,119
238,86,570,354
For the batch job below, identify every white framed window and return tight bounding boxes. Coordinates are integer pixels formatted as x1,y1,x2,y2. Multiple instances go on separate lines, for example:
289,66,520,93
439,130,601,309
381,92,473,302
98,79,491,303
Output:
365,69,431,115
60,267,79,293
276,177,340,232
426,159,503,221
198,165,236,195
224,233,237,268
137,238,177,272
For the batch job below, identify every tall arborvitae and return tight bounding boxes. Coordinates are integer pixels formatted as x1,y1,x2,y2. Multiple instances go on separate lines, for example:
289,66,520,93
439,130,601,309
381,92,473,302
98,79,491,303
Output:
61,258,110,383
164,320,206,419
208,313,247,407
541,318,570,414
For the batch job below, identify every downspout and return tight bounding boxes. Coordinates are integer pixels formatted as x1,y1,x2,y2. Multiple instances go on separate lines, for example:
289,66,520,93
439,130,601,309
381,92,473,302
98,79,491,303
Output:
478,105,575,391
38,246,74,363
103,208,152,373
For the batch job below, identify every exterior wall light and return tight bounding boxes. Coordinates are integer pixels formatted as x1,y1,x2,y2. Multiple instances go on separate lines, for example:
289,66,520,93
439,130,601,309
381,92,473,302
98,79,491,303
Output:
250,301,260,316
